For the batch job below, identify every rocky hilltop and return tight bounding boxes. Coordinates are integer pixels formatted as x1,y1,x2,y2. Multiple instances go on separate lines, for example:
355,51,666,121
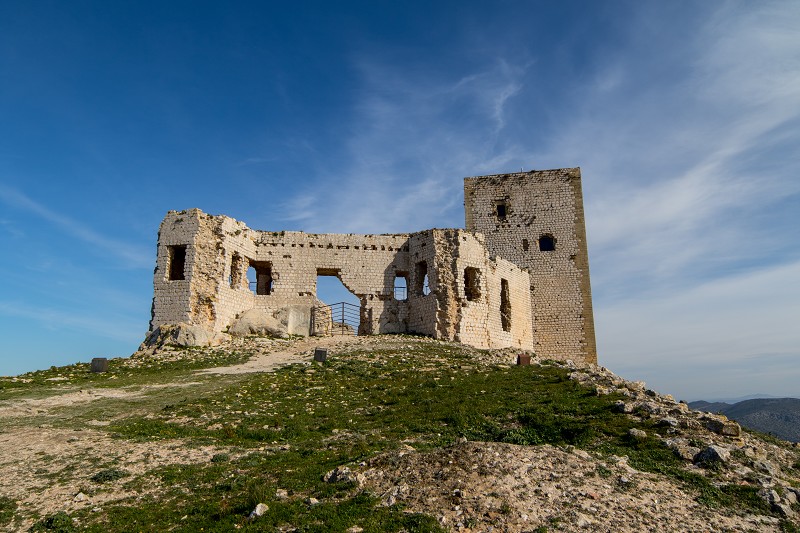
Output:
690,398,800,443
0,335,798,531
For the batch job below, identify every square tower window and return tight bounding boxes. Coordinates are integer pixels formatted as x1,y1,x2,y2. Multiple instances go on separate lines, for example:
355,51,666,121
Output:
167,245,186,281
496,201,507,221
464,267,481,301
539,235,556,252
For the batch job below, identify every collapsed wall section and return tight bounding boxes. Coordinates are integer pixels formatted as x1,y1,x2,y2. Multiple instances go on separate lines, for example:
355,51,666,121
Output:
427,229,533,350
464,168,597,363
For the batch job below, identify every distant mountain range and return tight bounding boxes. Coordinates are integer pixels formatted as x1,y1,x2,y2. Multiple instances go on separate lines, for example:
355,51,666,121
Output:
689,398,800,443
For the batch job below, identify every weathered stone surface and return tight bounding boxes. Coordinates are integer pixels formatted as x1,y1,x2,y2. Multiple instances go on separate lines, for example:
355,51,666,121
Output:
658,416,679,428
323,466,363,486
142,323,212,348
693,445,731,466
228,308,289,338
464,168,596,363
249,503,268,518
628,428,647,440
613,400,633,414
673,444,701,462
703,415,742,437
753,459,780,476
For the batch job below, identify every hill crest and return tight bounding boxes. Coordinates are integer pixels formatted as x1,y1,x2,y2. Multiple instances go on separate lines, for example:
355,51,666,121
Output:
0,335,798,531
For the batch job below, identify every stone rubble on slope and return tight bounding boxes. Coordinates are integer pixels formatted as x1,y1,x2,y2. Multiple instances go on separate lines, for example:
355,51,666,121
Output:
346,351,800,531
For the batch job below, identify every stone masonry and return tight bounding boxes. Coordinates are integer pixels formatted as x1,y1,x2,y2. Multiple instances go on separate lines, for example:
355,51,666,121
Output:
148,168,596,363
464,168,597,363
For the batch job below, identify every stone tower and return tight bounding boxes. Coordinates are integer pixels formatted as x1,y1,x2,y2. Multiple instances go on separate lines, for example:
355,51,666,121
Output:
464,168,597,363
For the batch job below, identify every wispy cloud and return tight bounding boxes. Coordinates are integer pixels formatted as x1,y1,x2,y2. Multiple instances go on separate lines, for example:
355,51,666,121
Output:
275,2,800,401
0,184,151,268
532,2,800,300
0,300,144,343
0,218,24,238
278,58,529,234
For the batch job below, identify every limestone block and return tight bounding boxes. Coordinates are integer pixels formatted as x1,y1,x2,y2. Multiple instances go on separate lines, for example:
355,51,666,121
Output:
143,323,212,348
229,308,290,338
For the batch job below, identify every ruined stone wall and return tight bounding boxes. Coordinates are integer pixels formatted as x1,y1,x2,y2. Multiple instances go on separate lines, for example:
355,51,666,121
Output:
151,210,534,352
153,210,415,336
151,209,214,330
464,168,597,363
430,229,533,350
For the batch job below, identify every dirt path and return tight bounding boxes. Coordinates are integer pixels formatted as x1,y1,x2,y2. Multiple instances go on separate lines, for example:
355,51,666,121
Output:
200,334,357,375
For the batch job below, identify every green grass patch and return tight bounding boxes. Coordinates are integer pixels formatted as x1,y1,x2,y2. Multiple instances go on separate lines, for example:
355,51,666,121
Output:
30,511,77,532
0,496,16,527
80,490,442,532
0,348,251,400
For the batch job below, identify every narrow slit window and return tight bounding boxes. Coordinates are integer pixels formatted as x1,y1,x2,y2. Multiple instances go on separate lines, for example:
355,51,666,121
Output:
539,235,556,252
500,278,511,332
415,261,430,296
230,252,244,289
464,267,481,301
167,245,186,281
496,201,507,221
522,238,529,251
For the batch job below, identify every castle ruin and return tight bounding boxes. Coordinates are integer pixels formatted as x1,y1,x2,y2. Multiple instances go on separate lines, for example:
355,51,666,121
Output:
148,168,597,364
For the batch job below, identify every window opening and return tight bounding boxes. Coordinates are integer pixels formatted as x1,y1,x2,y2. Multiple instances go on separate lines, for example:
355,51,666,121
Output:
522,239,529,251
500,278,511,332
415,261,431,296
464,267,481,301
539,235,556,252
247,261,273,295
394,272,408,301
229,253,244,289
167,245,186,281
496,201,507,220
495,200,508,221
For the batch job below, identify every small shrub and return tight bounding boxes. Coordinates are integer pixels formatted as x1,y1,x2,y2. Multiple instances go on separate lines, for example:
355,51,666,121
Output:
780,519,800,533
0,496,15,526
211,453,230,463
90,468,128,483
30,511,76,532
596,465,613,478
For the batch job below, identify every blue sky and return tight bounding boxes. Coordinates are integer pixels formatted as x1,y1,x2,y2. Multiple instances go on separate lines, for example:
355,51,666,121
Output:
1,1,798,401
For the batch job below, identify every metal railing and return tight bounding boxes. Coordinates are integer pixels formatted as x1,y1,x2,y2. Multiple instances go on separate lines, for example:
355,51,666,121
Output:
394,285,407,300
311,301,360,336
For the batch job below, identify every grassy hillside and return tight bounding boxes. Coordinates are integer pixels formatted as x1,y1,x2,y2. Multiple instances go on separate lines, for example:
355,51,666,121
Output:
1,335,798,532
